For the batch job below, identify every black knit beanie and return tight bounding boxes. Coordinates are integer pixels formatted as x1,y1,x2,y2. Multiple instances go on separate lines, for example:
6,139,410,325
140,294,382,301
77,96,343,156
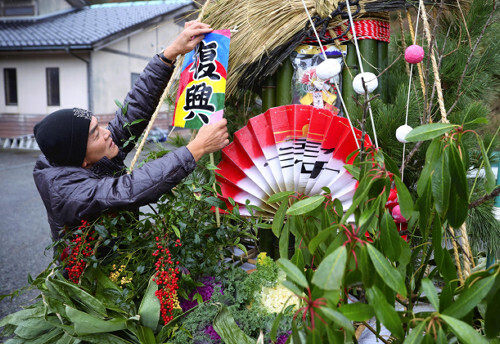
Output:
34,108,92,166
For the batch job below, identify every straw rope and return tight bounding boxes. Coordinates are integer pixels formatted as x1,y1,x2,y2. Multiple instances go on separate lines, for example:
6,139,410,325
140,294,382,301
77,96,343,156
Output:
406,10,426,100
419,0,474,280
128,1,211,172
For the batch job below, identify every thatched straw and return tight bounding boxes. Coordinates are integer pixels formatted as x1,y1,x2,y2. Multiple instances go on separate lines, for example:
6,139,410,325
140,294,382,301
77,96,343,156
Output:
195,0,463,99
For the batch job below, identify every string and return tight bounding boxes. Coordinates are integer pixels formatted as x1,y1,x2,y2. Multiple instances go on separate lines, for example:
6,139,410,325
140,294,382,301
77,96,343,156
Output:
401,2,422,182
299,0,359,149
344,0,379,149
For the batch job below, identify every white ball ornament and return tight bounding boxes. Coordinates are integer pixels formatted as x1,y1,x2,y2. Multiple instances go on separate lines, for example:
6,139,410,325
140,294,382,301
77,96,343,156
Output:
396,124,413,143
315,59,342,81
353,72,378,95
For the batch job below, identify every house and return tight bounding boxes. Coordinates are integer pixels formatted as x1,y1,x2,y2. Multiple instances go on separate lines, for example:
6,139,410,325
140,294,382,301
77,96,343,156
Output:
0,0,196,148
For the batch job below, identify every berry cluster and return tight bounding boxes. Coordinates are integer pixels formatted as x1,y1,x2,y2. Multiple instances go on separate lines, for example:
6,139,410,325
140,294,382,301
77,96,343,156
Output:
153,235,180,324
65,220,95,284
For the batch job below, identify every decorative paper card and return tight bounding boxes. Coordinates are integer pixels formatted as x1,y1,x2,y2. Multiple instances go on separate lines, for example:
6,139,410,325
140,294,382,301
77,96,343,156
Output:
173,30,231,129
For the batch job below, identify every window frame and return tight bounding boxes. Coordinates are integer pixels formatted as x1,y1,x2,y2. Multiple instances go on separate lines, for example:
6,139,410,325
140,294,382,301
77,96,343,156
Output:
4,68,18,106
46,67,60,106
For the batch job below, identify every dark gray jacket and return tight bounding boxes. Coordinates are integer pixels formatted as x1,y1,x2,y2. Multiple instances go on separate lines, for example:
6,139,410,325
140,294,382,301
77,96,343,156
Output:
33,55,196,242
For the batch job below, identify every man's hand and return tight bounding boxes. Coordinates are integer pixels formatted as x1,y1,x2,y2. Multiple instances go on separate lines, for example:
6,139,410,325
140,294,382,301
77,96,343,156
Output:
186,119,229,162
162,21,213,63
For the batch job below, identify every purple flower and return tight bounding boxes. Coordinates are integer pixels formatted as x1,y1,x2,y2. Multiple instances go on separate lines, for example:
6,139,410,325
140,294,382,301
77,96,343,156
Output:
180,276,223,312
274,331,291,344
204,324,221,342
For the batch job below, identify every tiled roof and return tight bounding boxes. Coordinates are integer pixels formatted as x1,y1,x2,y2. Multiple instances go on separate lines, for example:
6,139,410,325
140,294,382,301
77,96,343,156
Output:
0,0,193,50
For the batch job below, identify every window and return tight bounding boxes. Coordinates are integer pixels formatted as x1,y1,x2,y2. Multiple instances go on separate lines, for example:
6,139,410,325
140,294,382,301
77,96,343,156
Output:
4,68,18,105
131,73,140,89
46,68,60,106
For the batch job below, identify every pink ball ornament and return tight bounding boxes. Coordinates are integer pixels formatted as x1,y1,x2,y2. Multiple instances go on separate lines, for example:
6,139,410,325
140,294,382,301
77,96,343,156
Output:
405,44,425,64
391,205,407,224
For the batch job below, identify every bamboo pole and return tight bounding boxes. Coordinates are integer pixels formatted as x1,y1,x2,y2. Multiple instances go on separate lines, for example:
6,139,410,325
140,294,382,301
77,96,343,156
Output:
342,42,357,113
377,41,389,103
259,75,277,257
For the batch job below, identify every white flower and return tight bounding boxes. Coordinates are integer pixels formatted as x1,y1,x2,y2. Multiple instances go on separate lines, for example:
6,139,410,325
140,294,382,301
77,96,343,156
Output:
259,272,301,314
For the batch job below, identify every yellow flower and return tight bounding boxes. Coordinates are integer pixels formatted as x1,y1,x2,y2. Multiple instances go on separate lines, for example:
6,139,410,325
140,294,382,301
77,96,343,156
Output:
120,276,133,285
257,252,272,267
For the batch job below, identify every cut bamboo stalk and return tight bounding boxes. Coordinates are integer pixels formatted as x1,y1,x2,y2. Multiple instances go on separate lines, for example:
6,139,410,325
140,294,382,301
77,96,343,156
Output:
342,42,357,113
275,58,294,106
377,41,389,103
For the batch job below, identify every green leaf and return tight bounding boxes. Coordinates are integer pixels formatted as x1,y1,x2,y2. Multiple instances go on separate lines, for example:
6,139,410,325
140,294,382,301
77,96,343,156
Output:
212,305,255,344
393,175,414,219
446,191,468,228
137,275,160,330
366,286,404,339
338,303,374,321
366,244,407,297
270,312,283,342
443,274,496,319
448,143,468,200
272,201,288,237
420,279,439,311
171,224,181,238
403,320,426,344
281,280,304,297
417,138,442,196
382,152,401,178
0,306,45,327
318,307,354,333
277,258,309,289
477,135,496,193
405,123,457,142
13,318,54,339
379,211,402,261
439,314,488,344
485,286,500,338
77,333,134,344
65,306,127,335
51,277,107,317
286,195,325,216
308,225,337,255
359,245,375,288
431,148,451,218
279,221,290,259
268,191,295,203
465,117,488,125
343,164,360,180
311,246,347,291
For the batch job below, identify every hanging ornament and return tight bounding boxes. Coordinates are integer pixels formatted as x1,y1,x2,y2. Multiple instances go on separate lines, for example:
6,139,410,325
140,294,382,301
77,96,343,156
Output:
315,59,342,81
385,188,399,210
396,124,413,143
405,44,425,64
391,205,407,223
352,72,378,95
215,104,372,217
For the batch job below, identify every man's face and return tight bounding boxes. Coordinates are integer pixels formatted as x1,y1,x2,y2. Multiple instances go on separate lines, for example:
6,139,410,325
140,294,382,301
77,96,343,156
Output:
82,116,119,168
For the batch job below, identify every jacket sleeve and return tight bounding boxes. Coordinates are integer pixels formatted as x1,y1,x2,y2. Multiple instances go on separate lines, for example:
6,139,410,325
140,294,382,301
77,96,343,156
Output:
51,147,196,228
108,55,174,154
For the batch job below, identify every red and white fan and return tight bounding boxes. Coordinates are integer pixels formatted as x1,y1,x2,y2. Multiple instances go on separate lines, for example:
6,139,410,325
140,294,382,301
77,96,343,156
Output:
216,104,372,216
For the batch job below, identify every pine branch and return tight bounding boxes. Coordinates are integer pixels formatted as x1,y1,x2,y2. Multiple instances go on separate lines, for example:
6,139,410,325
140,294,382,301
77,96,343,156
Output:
447,0,498,116
469,186,500,209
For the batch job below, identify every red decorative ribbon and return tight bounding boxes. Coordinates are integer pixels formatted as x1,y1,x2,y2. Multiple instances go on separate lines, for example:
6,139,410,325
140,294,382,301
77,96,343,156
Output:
302,19,390,44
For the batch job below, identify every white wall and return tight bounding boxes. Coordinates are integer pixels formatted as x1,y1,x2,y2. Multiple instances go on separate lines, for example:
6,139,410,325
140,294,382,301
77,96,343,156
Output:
0,52,88,114
91,19,183,116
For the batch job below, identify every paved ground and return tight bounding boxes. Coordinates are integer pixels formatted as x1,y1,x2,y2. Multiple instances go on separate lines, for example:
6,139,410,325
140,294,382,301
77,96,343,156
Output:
0,149,52,320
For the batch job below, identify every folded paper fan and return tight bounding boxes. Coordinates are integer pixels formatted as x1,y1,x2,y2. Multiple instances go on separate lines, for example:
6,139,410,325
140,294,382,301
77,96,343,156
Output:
216,104,372,216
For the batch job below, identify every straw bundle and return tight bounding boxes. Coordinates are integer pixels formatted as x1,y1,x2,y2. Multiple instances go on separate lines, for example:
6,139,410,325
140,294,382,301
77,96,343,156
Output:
197,0,464,99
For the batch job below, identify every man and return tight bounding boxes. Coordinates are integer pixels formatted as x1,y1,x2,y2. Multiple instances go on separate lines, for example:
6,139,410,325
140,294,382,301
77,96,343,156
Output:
33,21,229,246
